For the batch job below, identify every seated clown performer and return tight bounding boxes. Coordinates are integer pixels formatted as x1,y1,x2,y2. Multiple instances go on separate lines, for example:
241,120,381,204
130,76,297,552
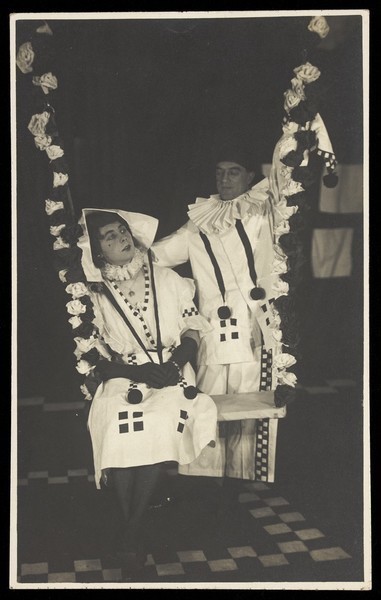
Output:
65,208,218,572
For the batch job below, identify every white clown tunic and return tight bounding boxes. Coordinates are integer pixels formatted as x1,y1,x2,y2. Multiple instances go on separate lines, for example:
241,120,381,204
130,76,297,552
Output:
153,179,282,481
87,261,218,489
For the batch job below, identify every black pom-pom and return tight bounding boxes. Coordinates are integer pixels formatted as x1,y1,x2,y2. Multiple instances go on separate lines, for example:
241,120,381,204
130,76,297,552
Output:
217,306,231,319
184,385,198,400
250,287,266,301
274,385,297,407
127,389,143,404
323,172,339,188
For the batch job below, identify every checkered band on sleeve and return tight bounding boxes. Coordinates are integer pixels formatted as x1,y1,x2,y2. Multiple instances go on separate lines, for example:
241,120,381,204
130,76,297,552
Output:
317,149,337,170
182,307,199,317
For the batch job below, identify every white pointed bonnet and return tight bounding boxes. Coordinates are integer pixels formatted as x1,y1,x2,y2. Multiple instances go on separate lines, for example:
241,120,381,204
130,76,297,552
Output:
77,208,159,282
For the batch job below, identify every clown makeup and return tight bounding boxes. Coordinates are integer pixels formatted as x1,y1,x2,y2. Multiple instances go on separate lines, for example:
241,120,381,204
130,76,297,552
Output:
98,221,136,265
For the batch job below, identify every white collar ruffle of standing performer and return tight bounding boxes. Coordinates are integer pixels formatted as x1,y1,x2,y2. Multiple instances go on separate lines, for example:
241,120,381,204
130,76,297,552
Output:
77,208,159,282
187,177,270,235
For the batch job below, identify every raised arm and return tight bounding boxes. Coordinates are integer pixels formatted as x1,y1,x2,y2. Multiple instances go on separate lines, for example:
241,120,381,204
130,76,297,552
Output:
152,222,191,267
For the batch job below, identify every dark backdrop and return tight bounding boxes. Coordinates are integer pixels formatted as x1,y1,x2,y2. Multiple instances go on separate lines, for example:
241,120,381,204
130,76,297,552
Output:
15,15,363,401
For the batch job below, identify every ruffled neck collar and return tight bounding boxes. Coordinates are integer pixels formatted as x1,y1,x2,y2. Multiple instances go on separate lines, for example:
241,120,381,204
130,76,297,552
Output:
187,177,269,235
101,248,146,281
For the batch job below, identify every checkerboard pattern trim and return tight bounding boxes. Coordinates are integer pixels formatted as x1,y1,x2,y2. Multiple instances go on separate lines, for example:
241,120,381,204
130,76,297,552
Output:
317,148,338,170
126,353,138,365
259,346,273,392
111,269,156,347
182,307,199,317
255,419,270,481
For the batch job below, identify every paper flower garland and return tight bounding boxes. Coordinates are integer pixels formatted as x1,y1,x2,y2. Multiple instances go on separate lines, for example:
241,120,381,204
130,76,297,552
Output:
18,22,104,401
269,16,338,407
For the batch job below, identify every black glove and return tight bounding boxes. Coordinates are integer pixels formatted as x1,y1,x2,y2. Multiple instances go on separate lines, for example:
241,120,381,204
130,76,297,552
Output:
97,359,167,389
170,337,198,368
161,361,181,387
130,363,168,388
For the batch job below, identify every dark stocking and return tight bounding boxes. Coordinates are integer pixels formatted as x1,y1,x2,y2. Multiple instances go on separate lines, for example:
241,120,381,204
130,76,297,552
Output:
112,464,162,555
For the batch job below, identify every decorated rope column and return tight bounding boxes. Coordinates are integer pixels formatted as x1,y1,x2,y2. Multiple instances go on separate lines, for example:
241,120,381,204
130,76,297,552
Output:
269,15,338,407
16,22,104,402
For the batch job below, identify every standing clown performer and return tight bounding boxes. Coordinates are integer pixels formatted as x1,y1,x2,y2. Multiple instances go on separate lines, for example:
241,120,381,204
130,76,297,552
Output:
153,67,338,507
152,147,282,493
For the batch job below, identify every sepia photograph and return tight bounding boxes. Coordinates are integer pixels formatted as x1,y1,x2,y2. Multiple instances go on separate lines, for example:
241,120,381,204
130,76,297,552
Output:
10,10,369,590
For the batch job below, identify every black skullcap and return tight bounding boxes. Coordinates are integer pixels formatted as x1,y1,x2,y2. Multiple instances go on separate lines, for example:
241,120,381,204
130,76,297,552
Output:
214,142,260,172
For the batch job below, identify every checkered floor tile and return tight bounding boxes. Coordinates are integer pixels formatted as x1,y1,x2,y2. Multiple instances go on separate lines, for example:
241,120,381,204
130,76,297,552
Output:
14,379,365,586
16,473,356,584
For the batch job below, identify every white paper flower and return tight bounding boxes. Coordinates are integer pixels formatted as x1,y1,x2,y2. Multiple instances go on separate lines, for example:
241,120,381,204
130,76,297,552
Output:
282,121,299,136
68,315,82,329
34,134,52,151
278,135,298,160
280,165,293,180
53,236,70,250
45,199,64,215
74,337,95,360
45,144,64,161
274,221,290,236
275,370,298,387
272,279,290,297
50,224,65,237
276,201,299,221
65,282,88,298
80,384,93,401
272,329,283,342
293,62,321,84
53,172,69,188
308,16,330,39
282,179,304,197
76,359,95,375
66,299,87,316
283,88,301,113
269,312,282,328
274,244,287,261
16,41,35,74
273,352,297,370
28,111,50,137
32,72,58,95
273,258,288,274
58,269,68,283
74,336,96,355
291,77,306,100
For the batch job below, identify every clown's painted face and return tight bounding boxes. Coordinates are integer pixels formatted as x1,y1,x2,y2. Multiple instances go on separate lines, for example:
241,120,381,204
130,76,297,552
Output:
216,161,254,201
98,221,135,265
